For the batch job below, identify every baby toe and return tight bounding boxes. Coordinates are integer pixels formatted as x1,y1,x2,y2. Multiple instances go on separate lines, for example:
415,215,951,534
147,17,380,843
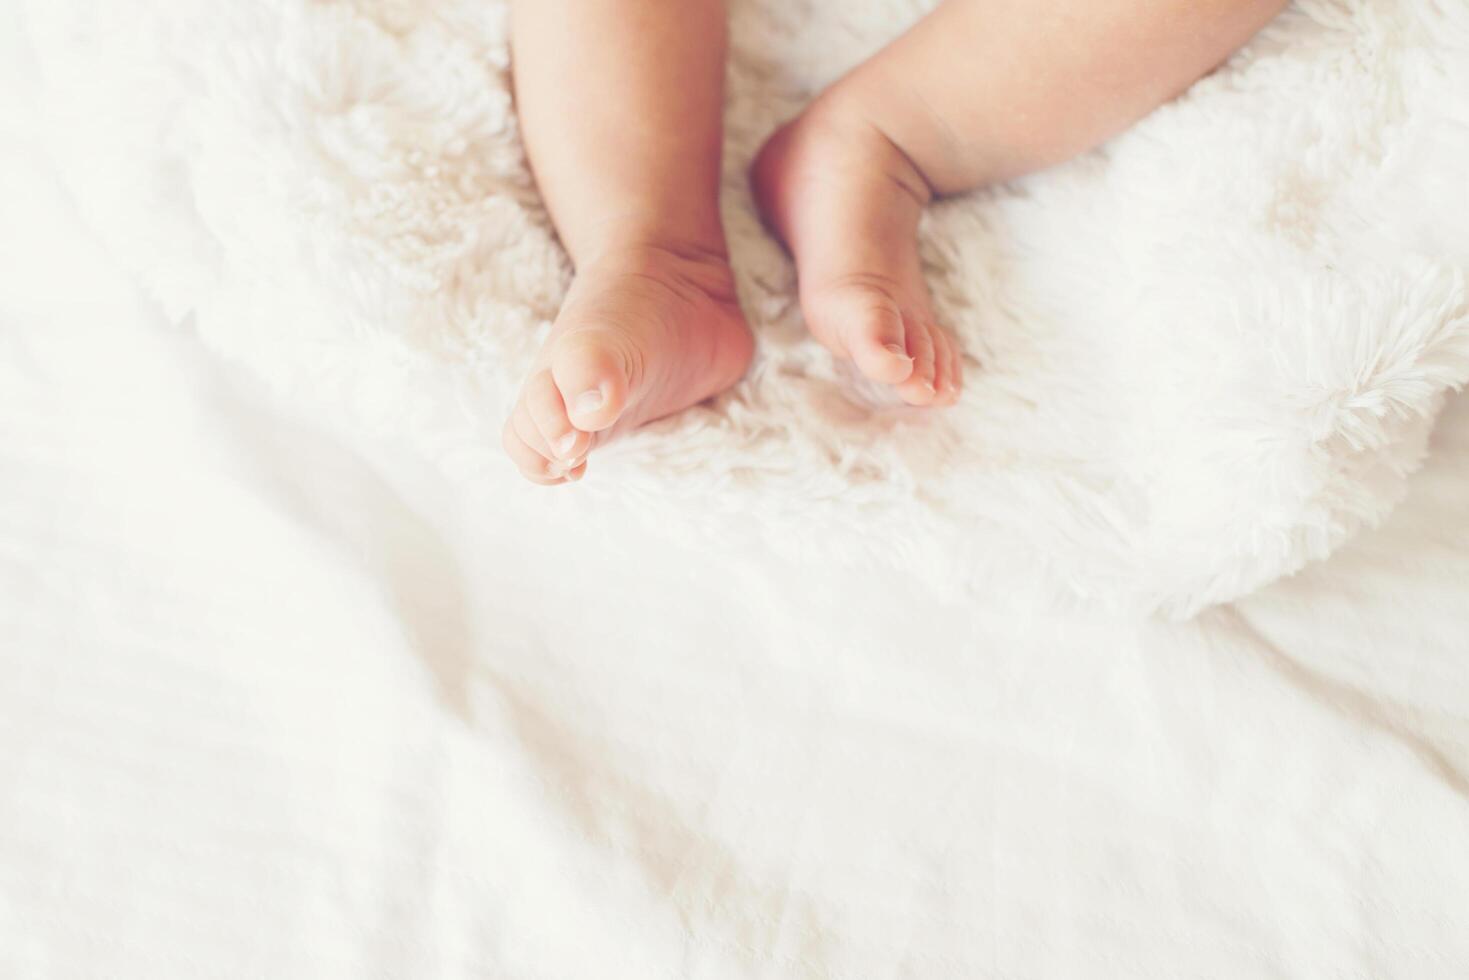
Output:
848,308,915,386
807,283,914,387
549,328,632,433
523,368,588,461
933,327,964,404
894,317,938,405
502,408,568,484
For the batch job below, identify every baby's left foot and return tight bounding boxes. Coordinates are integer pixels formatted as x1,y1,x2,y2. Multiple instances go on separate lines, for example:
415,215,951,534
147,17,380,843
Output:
751,96,963,406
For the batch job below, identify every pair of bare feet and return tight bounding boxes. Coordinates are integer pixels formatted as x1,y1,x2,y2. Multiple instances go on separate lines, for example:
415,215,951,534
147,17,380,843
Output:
502,92,960,485
503,0,1289,484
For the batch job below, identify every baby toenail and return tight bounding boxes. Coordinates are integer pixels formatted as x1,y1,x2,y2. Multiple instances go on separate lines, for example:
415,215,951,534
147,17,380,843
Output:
884,343,910,359
574,389,604,415
555,432,578,457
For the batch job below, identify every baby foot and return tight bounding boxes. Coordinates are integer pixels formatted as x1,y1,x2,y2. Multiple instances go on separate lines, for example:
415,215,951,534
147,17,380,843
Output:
751,96,963,406
503,242,754,485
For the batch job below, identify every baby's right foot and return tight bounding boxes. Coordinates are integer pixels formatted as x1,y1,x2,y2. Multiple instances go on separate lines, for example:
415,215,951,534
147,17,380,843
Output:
751,96,963,407
502,242,753,485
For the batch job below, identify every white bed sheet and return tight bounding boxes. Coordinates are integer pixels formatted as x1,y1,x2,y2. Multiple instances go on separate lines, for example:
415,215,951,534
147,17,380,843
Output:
2,15,1467,978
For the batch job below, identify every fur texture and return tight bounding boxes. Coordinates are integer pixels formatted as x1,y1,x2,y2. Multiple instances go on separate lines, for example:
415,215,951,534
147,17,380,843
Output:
24,0,1469,616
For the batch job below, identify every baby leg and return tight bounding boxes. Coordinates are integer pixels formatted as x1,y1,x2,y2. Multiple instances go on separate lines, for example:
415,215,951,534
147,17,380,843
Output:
505,0,753,485
752,0,1287,404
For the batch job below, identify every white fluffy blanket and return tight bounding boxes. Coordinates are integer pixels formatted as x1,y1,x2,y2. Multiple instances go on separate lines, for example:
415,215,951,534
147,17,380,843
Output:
24,0,1469,615
6,12,1469,975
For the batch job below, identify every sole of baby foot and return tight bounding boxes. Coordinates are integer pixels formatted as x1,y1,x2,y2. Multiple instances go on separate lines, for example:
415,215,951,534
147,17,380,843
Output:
502,241,754,485
751,96,963,407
